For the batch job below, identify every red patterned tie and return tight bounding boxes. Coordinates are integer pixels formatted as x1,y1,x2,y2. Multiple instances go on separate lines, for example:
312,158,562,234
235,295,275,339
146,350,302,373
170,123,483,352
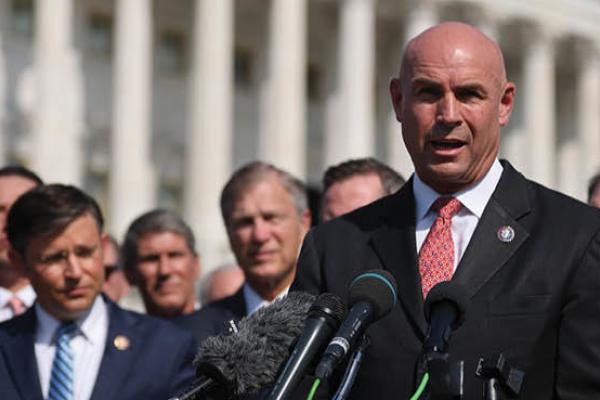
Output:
418,197,463,298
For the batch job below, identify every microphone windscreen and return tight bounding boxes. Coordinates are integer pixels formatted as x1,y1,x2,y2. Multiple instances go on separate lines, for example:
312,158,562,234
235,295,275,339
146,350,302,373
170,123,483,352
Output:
424,281,469,329
309,292,347,327
348,269,398,320
195,291,316,397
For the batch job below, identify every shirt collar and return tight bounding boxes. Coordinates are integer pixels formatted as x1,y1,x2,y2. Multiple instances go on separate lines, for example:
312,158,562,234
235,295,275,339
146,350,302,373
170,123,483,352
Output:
413,159,503,220
243,283,289,316
0,287,11,306
0,284,37,308
35,296,108,345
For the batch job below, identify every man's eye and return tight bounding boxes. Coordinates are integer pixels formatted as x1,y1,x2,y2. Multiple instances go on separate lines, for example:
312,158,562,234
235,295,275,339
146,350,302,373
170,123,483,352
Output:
139,255,160,263
40,252,67,264
76,247,95,258
456,89,483,101
416,87,441,100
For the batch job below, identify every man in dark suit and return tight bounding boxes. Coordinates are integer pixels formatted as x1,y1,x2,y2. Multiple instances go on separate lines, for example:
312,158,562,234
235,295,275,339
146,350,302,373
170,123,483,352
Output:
0,184,196,400
184,161,311,343
293,22,600,399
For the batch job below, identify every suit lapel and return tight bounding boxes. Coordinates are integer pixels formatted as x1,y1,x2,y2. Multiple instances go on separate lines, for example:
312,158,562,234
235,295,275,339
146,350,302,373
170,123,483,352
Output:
231,287,247,319
0,309,44,400
453,162,531,298
370,181,427,336
89,303,140,400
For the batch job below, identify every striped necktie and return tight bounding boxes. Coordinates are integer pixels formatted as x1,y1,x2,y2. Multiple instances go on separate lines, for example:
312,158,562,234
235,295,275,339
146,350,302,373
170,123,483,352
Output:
48,322,78,400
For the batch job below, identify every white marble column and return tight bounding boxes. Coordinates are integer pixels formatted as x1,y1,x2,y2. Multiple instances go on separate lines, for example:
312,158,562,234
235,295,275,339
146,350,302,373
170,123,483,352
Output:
577,43,600,197
110,0,155,238
387,1,437,178
522,26,556,188
259,0,307,177
184,0,233,273
31,0,84,184
325,0,376,165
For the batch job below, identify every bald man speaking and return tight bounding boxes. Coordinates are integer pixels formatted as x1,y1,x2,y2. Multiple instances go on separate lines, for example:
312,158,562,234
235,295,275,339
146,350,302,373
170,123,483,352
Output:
293,22,600,399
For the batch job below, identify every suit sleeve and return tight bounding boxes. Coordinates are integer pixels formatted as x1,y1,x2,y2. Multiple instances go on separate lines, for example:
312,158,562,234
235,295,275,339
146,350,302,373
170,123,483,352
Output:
556,227,600,398
292,229,323,295
167,332,198,398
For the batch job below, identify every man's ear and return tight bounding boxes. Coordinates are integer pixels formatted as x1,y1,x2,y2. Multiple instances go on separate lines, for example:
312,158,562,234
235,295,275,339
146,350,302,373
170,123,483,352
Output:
300,209,312,234
193,254,201,281
390,78,404,123
498,82,516,127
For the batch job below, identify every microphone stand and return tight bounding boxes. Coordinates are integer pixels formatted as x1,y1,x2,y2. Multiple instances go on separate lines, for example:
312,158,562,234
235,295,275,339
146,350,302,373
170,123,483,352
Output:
475,353,524,400
331,335,371,400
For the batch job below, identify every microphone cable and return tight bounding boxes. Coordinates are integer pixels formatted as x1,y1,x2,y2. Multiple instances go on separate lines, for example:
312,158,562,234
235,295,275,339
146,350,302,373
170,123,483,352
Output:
306,378,321,400
409,372,430,400
331,335,371,400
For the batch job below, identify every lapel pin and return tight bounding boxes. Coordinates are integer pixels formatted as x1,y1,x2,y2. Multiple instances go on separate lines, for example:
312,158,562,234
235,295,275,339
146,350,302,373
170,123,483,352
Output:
497,226,515,243
113,335,130,351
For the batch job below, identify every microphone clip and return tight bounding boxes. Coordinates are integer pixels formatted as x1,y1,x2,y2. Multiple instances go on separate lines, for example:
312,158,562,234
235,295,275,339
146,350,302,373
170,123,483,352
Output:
475,353,524,399
425,351,464,400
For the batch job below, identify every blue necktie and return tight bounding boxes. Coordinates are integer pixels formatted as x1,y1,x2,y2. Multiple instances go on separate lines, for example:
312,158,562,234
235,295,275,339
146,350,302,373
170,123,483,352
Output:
48,322,77,400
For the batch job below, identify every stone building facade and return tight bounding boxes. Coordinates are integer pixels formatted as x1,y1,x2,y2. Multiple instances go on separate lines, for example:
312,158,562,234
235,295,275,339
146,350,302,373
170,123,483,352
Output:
1,0,599,272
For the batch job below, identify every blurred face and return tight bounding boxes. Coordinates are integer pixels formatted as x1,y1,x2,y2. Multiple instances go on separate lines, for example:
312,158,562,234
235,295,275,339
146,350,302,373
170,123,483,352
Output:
133,231,199,318
101,239,129,302
322,173,386,221
227,174,310,297
9,214,104,321
0,176,38,264
390,23,515,194
203,266,245,304
590,185,600,208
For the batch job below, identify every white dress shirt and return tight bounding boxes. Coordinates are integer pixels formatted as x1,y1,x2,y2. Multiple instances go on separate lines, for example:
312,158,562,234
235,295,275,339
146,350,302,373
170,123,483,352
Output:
413,159,503,272
243,283,289,316
0,284,36,322
35,296,108,400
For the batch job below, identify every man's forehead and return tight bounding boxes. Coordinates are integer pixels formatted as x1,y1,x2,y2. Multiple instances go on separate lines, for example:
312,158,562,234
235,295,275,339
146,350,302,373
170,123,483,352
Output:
401,23,505,81
27,215,101,252
0,176,38,201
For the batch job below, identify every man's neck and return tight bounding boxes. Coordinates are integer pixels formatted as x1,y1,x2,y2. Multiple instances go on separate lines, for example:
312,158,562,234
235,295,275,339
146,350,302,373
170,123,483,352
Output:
247,276,291,302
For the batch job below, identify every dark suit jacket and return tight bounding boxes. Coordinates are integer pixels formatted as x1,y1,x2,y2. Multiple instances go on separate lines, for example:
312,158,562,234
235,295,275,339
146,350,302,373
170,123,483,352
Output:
176,287,247,344
0,299,197,400
292,161,600,399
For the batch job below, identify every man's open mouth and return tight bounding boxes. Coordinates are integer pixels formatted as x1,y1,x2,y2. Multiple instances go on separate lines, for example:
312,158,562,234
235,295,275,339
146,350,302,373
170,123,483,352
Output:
431,140,464,150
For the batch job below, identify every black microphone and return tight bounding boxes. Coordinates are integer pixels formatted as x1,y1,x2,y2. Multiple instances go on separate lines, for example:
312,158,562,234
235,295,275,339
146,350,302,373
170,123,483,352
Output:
267,293,347,400
315,269,398,381
423,281,468,354
169,291,316,400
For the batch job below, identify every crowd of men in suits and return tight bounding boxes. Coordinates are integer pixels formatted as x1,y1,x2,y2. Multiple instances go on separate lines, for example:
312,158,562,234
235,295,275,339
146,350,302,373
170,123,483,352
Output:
0,21,599,400
0,155,401,399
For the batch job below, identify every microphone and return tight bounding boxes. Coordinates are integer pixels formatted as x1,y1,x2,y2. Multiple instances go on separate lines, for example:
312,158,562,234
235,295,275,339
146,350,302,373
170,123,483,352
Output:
267,293,347,400
170,291,316,400
423,281,468,354
315,269,398,381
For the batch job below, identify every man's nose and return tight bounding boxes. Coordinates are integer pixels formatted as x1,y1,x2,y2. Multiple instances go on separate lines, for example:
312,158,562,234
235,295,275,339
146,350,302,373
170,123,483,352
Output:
436,94,462,127
157,254,173,275
64,254,83,279
251,219,271,242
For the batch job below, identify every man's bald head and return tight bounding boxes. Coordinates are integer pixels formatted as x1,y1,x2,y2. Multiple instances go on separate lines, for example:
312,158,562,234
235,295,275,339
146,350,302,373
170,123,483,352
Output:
400,22,507,86
390,22,516,194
